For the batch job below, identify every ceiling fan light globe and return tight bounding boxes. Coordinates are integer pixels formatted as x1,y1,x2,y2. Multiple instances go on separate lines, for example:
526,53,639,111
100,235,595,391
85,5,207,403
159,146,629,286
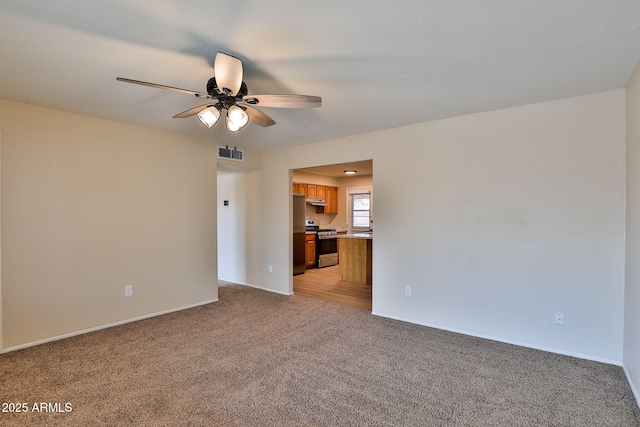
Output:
225,114,247,133
197,106,220,128
227,105,249,128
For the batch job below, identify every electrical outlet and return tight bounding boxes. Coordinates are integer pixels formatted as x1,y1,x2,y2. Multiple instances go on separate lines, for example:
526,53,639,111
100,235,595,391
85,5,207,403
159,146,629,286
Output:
268,265,273,273
125,285,133,297
554,312,564,326
404,285,412,296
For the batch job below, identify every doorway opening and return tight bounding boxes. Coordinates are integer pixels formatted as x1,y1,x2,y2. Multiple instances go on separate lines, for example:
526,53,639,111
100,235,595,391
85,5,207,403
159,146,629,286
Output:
292,159,373,310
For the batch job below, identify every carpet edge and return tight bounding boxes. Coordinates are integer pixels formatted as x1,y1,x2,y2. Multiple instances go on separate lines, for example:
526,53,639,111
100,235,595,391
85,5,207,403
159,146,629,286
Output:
371,310,622,366
1,298,219,354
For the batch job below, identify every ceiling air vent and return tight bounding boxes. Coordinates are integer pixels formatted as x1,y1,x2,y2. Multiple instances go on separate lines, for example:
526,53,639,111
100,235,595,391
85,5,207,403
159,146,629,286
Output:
218,145,244,162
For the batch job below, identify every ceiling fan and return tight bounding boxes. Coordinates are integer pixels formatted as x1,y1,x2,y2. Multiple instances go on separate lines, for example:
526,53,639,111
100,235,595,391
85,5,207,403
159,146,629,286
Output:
117,52,322,133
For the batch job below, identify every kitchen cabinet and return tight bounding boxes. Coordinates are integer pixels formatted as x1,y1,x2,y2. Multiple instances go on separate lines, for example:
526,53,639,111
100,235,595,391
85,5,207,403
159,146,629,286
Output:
298,183,308,197
305,233,316,268
293,182,337,214
324,186,338,214
307,184,317,199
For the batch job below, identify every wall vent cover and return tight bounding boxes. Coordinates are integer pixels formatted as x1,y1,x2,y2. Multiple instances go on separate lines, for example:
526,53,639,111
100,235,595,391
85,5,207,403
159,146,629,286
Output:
218,145,244,162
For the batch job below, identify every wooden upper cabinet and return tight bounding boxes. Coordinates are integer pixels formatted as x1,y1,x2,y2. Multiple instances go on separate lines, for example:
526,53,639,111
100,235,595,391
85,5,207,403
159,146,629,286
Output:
326,186,338,214
298,183,308,197
307,184,317,198
293,182,337,214
317,186,338,215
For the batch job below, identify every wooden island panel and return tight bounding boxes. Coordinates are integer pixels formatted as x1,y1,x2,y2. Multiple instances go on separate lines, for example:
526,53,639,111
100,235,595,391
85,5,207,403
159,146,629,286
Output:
338,237,372,284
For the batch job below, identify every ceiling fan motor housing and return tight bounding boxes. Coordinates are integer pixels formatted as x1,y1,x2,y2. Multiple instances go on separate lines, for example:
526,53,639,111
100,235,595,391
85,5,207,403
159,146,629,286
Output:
207,77,248,99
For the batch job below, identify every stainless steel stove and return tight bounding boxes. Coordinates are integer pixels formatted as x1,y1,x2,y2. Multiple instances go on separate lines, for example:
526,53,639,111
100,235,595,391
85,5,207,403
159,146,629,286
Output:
306,221,338,268
316,228,338,267
317,229,337,238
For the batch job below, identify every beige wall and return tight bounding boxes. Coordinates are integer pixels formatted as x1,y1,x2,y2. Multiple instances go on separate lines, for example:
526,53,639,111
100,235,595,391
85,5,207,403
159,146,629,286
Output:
0,99,218,349
625,62,640,403
254,90,626,362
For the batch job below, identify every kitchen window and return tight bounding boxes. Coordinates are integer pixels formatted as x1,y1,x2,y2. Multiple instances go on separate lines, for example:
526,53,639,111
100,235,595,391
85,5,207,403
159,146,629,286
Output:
349,188,372,232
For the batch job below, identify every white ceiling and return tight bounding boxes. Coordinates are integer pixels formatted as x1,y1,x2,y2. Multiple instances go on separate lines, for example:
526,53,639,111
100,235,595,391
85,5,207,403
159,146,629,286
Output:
297,160,373,178
1,1,639,151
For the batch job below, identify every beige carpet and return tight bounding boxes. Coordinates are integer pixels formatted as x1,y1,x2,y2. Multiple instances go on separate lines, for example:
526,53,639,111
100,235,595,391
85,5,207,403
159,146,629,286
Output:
1,284,638,426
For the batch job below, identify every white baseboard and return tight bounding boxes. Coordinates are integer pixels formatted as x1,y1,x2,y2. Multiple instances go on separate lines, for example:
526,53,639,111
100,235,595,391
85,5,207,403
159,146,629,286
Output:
220,279,293,296
371,310,622,366
1,298,218,354
623,365,640,409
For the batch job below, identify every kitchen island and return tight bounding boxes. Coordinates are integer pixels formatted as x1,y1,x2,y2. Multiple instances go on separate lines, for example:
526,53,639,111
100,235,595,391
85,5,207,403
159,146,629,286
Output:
337,233,372,284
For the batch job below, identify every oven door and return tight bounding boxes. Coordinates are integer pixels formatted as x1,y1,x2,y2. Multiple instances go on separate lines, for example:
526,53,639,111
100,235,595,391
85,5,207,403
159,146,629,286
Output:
317,236,337,254
316,237,338,267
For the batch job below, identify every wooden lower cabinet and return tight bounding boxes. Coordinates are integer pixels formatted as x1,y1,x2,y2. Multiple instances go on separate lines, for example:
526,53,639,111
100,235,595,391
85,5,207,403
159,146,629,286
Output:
305,234,316,268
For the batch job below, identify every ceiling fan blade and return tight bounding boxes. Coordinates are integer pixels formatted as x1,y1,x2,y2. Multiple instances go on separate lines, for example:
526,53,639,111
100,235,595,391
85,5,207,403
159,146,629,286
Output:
173,104,212,118
116,77,212,99
244,106,276,127
214,52,243,96
241,94,321,108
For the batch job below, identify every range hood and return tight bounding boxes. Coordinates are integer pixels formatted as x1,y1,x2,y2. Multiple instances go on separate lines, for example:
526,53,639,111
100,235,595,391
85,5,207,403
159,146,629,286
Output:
306,198,327,207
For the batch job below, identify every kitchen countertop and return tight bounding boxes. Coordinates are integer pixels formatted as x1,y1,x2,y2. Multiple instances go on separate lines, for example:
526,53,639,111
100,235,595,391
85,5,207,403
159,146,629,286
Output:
337,233,373,239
